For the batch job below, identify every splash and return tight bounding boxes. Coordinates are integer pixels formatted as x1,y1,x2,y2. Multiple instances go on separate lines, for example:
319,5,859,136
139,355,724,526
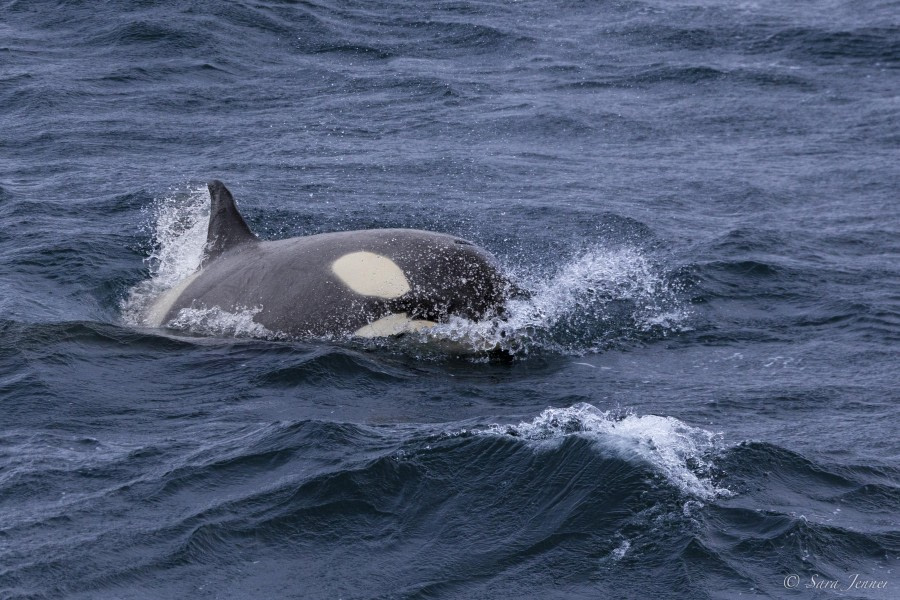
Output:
417,246,690,356
121,185,210,326
477,403,730,500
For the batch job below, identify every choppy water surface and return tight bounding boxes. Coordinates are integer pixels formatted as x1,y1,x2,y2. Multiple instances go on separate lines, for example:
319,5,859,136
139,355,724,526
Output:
1,1,898,598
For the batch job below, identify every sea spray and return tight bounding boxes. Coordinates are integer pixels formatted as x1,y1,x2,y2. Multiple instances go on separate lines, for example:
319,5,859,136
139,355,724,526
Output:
419,245,690,355
121,186,209,325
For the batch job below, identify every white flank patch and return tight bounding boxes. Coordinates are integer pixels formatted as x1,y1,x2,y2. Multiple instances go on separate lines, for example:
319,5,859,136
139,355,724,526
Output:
354,313,436,338
331,251,410,298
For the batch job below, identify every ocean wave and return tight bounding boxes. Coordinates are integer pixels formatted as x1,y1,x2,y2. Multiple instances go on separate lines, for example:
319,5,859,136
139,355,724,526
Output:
5,409,897,599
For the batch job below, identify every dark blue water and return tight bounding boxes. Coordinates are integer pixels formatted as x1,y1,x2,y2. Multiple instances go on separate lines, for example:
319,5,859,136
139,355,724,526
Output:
2,1,898,598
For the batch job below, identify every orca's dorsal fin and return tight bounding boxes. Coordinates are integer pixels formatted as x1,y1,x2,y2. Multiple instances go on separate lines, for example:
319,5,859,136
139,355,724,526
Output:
205,180,258,262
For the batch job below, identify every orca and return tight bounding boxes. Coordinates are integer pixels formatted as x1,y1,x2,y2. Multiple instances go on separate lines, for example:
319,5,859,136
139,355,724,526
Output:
147,181,512,339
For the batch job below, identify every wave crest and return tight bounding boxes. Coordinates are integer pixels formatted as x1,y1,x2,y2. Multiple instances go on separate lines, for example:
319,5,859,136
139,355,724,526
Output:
476,403,730,500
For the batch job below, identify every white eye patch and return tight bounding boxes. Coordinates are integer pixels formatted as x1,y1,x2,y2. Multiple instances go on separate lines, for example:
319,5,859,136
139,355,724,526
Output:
331,251,410,298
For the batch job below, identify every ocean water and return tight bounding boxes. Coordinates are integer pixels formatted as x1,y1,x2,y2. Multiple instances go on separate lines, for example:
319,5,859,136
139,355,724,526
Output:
1,0,898,598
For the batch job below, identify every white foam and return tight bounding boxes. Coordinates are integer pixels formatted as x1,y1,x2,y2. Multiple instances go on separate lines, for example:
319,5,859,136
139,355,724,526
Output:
477,403,730,500
610,539,630,561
